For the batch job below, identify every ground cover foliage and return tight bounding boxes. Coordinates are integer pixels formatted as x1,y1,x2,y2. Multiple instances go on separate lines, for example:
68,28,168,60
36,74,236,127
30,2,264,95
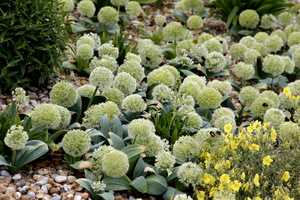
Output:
1,0,300,199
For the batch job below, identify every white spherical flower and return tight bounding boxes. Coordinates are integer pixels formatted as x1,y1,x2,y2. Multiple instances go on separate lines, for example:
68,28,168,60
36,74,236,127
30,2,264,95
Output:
98,43,119,59
265,35,284,53
262,55,285,76
204,38,223,53
76,34,95,49
190,44,208,62
113,72,137,96
125,1,141,17
207,80,232,96
235,62,255,80
288,32,300,47
89,67,114,91
4,125,28,150
50,81,78,108
282,56,295,74
240,36,256,48
177,162,203,187
260,14,276,29
254,32,269,43
155,14,166,26
122,94,146,112
76,44,94,60
77,0,96,18
97,6,119,26
60,0,75,11
278,12,294,26
230,43,248,59
205,52,226,73
264,108,285,129
187,15,203,30
31,104,61,130
196,87,222,109
239,9,259,29
111,0,129,7
155,151,176,169
173,136,199,162
239,86,259,107
62,130,91,157
244,49,261,64
102,150,129,178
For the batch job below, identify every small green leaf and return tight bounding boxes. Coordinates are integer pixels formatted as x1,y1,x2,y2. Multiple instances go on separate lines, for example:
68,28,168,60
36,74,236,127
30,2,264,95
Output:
109,132,125,150
146,175,167,195
130,176,148,193
0,155,9,166
162,186,183,200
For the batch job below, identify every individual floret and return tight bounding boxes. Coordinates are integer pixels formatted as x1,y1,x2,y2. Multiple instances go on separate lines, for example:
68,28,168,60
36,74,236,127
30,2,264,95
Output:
102,88,124,106
155,151,176,169
207,80,232,96
98,43,119,59
239,86,260,107
196,87,222,109
239,36,256,48
187,15,203,30
77,0,96,18
89,67,114,91
204,38,223,53
4,125,28,150
239,9,260,29
234,62,255,80
102,150,129,177
50,82,78,108
173,136,199,162
265,35,283,53
263,108,285,129
113,72,137,96
205,52,226,73
177,162,203,187
122,94,146,112
62,130,91,157
229,43,248,59
147,68,175,88
97,6,119,26
125,1,141,17
262,55,285,76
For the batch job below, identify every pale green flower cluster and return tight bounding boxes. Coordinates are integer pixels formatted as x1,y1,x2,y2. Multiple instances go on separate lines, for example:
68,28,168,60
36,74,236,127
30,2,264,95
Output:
56,105,71,129
92,181,106,192
128,118,155,140
278,12,294,26
262,55,285,76
97,6,119,26
171,55,194,68
138,43,164,68
251,43,267,57
77,0,96,18
160,65,180,82
135,133,167,156
212,107,234,122
205,52,226,73
260,90,280,108
279,93,294,109
265,35,283,53
271,30,287,43
190,44,208,62
147,68,175,88
184,0,203,12
187,15,203,30
89,67,114,91
204,38,223,53
239,86,260,107
92,145,115,175
179,81,202,101
254,32,269,43
175,0,185,12
98,43,119,59
289,45,300,54
152,84,174,103
235,62,255,80
178,105,195,116
4,125,28,150
260,14,276,29
186,112,203,129
194,128,225,154
279,122,300,146
239,9,260,29
102,150,129,178
230,43,248,59
244,49,260,64
87,32,101,49
213,190,236,200
89,56,118,72
82,101,120,129
77,85,99,98
125,53,141,63
284,24,300,38
76,44,94,60
155,14,166,26
263,108,285,129
214,116,236,133
282,56,295,74
31,104,61,129
288,32,300,47
250,96,277,116
240,36,256,48
207,80,232,96
125,1,141,17
196,87,222,109
12,87,29,107
122,94,146,112
198,33,213,44
102,88,124,106
163,22,188,42
62,130,91,157
60,0,74,11
50,81,77,108
288,80,300,94
111,0,128,7
215,36,228,54
174,194,193,200
184,75,206,89
173,136,198,162
178,94,195,107
292,48,300,68
76,34,95,49
119,60,145,82
113,72,137,96
177,162,203,187
176,40,195,55
155,151,176,169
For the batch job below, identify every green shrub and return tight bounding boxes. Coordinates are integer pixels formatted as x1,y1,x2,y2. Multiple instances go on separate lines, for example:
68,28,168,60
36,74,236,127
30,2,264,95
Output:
0,0,69,92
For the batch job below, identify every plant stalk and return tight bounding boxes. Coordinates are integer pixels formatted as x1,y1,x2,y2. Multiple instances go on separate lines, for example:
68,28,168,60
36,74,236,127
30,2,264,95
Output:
87,85,99,110
11,150,16,166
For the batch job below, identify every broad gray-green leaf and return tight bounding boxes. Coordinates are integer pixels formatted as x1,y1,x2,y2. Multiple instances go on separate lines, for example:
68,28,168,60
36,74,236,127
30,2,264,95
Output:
103,176,131,191
130,176,147,193
146,175,167,195
0,155,9,166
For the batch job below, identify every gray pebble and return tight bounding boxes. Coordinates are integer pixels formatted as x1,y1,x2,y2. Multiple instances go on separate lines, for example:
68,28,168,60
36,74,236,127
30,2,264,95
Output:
27,191,36,198
129,196,135,200
30,100,38,107
38,93,45,99
41,97,50,103
52,195,61,200
12,174,21,180
15,179,26,187
74,195,82,200
43,90,49,95
55,175,67,183
67,176,76,183
0,170,11,179
34,177,49,186
41,185,48,193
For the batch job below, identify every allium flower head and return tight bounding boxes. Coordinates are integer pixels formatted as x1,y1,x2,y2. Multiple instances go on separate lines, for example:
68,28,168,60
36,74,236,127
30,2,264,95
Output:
152,84,174,103
288,32,300,47
254,32,269,43
214,117,236,133
240,36,257,48
98,43,119,59
82,101,120,129
60,0,74,11
178,94,195,107
284,24,300,38
265,35,283,53
113,72,137,96
244,49,260,64
183,0,203,12
125,1,141,17
102,150,129,177
55,105,71,129
138,43,163,68
235,62,255,80
89,55,118,72
213,190,236,200
122,94,146,112
62,130,91,157
186,112,203,129
184,75,206,89
204,38,223,53
170,55,194,68
174,194,193,200
260,90,280,108
211,107,235,124
260,14,276,29
215,36,228,54
160,65,180,82
111,0,129,7
155,14,166,26
102,88,124,106
175,0,185,12
89,67,114,91
125,53,141,63
31,104,61,130
155,151,176,169
196,87,222,109
50,81,77,108
230,43,248,59
288,79,300,94
87,32,101,49
271,29,287,43
4,125,28,150
264,108,285,129
239,9,260,29
178,105,195,116
135,133,167,156
163,22,187,42
119,60,145,82
278,12,294,26
194,128,225,153
187,15,203,30
128,118,155,140
176,40,195,55
76,34,95,49
76,44,94,60
205,52,226,73
12,87,29,107
177,162,203,187
292,48,300,68
250,96,277,116
239,86,260,106
251,43,267,57
179,81,202,101
92,145,115,175
190,44,208,62
97,6,119,26
173,136,199,162
279,121,300,145
262,55,285,76
207,80,232,96
147,68,175,88
77,85,100,98
198,33,213,44
92,181,106,192
77,0,96,18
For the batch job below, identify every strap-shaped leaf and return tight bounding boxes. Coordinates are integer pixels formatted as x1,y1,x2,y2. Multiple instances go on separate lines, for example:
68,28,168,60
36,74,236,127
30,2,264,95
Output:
103,176,131,191
162,186,183,200
109,132,125,150
146,175,167,195
130,176,147,193
0,155,9,166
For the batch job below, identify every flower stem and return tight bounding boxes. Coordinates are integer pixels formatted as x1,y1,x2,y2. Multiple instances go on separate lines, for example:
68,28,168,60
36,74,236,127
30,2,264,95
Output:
45,128,49,142
205,108,209,119
11,150,16,166
87,85,99,110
